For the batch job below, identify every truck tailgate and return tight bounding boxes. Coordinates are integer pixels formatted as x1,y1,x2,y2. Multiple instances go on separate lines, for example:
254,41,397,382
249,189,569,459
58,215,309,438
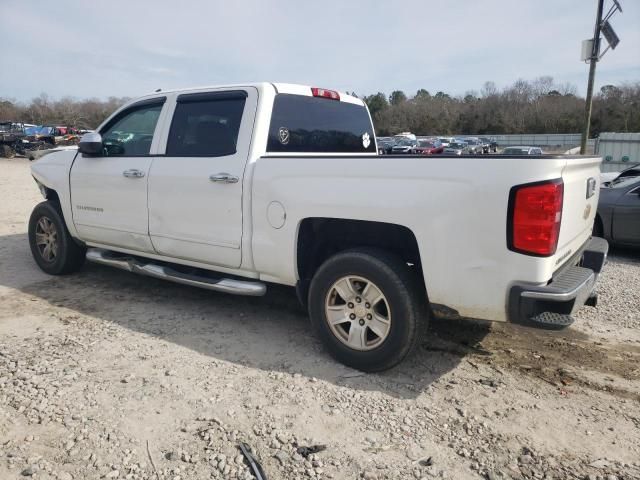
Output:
555,156,602,265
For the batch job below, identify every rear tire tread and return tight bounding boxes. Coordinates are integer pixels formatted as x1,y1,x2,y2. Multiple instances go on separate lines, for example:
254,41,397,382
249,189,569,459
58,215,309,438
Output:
308,247,428,372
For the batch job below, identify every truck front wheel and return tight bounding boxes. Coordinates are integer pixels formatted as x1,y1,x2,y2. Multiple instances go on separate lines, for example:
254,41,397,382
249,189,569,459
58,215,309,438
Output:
28,201,86,275
1,145,16,158
308,248,427,372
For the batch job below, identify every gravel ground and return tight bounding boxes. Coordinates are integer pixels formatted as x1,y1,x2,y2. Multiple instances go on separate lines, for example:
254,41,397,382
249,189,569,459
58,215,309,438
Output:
1,157,639,480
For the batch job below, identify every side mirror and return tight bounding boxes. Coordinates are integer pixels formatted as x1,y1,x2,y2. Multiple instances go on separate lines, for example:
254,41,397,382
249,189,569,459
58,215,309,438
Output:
78,132,103,156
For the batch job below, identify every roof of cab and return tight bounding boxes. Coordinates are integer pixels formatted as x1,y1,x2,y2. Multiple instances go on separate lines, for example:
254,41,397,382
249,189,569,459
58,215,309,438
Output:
136,82,364,106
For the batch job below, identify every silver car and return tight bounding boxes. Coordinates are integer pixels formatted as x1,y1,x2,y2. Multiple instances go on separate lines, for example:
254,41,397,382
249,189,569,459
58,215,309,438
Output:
501,146,543,155
462,138,484,154
443,142,471,155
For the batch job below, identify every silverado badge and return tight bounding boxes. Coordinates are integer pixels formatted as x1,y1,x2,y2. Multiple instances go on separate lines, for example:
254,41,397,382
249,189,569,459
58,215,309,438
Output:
362,132,371,149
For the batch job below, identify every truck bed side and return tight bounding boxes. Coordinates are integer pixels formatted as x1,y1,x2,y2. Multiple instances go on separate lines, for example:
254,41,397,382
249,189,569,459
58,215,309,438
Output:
251,154,602,322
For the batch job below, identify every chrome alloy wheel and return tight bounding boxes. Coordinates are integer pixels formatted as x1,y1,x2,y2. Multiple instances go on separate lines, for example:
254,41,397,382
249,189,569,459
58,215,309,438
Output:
324,276,391,351
35,216,58,262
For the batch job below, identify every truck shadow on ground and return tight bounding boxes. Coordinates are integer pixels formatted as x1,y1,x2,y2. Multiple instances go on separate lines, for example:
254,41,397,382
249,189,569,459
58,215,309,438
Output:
3,232,636,399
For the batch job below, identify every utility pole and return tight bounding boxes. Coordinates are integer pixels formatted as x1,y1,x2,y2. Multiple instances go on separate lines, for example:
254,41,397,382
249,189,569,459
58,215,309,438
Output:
580,0,605,154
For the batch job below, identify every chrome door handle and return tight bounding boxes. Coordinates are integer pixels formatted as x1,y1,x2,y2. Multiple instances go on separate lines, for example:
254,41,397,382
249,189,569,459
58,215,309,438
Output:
209,173,239,184
123,169,145,178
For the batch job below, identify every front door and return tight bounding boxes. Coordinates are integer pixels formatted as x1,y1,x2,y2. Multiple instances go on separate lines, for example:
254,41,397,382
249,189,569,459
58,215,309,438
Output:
70,98,165,252
148,88,257,268
613,183,640,245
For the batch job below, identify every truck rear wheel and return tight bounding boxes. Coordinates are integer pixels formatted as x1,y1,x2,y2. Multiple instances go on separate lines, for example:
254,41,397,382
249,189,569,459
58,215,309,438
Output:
308,248,427,372
28,201,86,275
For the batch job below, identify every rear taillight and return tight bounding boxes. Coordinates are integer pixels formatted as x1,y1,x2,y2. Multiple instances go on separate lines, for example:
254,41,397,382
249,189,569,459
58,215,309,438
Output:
311,87,340,100
508,180,564,256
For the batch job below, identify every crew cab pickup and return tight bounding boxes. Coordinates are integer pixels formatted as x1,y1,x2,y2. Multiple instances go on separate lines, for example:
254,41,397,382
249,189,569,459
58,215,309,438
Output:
29,83,608,371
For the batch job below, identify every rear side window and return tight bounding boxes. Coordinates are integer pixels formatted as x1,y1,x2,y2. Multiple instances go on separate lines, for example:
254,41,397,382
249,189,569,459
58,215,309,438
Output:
166,91,246,157
267,94,376,153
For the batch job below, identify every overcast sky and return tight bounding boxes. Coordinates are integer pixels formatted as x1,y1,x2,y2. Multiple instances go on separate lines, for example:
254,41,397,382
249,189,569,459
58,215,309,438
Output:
1,0,638,102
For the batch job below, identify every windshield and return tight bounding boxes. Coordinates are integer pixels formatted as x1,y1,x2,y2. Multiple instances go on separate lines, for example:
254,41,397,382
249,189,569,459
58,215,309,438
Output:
448,143,465,149
0,123,18,132
396,139,415,147
37,126,54,135
418,140,434,147
609,174,640,188
24,126,39,135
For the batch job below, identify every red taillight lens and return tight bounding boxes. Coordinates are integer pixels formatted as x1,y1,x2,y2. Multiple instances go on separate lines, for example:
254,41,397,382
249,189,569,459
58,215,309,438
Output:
311,87,340,100
509,180,563,256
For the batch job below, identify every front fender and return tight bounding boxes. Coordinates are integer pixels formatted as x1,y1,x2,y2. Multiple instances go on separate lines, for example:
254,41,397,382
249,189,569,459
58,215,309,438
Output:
31,149,79,239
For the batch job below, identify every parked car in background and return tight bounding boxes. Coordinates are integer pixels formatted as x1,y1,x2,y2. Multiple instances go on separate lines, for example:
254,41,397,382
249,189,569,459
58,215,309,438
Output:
24,125,40,135
502,146,543,155
438,137,454,147
391,138,417,154
393,132,416,142
443,141,472,155
476,138,490,154
413,139,444,155
594,166,640,247
28,126,80,147
600,164,640,184
463,138,484,154
0,122,45,158
478,137,498,153
377,137,395,155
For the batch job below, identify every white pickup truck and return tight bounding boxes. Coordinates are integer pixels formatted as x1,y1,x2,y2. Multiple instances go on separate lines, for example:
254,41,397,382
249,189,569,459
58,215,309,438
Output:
28,83,608,371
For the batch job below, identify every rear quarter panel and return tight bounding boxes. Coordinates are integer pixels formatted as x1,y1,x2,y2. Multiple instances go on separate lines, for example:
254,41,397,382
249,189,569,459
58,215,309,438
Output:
553,156,602,268
251,155,593,322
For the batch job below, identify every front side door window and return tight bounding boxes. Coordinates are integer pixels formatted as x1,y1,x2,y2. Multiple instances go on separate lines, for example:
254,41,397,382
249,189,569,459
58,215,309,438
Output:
100,102,164,156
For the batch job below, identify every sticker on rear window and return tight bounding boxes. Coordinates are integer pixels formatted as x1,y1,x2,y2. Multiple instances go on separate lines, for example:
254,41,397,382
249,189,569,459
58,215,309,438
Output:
362,132,370,149
278,127,290,145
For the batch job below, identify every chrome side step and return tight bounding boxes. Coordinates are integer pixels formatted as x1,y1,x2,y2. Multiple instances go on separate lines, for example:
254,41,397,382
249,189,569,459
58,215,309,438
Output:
86,248,266,296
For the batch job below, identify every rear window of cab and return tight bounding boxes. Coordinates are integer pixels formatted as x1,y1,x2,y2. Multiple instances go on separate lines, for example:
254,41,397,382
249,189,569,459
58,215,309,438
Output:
267,94,376,153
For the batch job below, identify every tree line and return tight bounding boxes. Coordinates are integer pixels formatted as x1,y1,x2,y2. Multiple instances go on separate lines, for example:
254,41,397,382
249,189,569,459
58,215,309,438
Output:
0,94,130,130
1,76,638,136
361,77,640,137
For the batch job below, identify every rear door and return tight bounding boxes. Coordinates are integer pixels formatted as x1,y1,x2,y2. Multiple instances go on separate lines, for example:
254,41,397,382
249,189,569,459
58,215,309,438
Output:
147,88,257,268
70,98,166,252
613,181,640,245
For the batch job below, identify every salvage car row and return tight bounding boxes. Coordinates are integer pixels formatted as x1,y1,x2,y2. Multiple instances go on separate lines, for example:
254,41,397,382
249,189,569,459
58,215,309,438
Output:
376,134,548,156
0,121,86,158
377,133,501,155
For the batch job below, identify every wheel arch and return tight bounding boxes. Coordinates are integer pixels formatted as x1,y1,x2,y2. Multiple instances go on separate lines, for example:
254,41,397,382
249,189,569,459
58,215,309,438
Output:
295,217,426,306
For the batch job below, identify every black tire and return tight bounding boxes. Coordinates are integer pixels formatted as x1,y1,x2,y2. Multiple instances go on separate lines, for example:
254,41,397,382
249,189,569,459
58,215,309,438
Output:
28,201,86,275
1,144,16,158
308,248,428,372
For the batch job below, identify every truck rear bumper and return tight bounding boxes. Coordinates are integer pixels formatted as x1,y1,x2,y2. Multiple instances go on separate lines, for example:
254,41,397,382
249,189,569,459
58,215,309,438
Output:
508,237,609,329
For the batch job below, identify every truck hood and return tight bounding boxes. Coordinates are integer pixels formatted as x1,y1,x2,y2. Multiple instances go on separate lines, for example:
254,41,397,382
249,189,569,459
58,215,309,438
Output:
30,145,78,162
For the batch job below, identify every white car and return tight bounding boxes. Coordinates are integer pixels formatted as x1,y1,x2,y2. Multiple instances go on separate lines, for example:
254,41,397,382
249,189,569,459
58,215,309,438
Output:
502,146,543,155
29,82,607,371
